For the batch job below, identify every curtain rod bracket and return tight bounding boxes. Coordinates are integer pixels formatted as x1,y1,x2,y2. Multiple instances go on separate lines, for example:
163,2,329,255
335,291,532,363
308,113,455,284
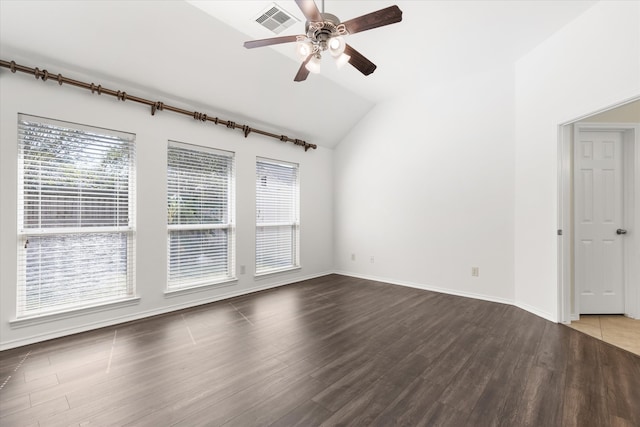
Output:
151,101,164,116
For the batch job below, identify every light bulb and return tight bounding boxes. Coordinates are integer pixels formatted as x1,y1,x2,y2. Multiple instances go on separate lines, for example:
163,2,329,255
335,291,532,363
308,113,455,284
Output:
335,53,351,69
296,41,312,61
305,54,322,74
328,36,346,57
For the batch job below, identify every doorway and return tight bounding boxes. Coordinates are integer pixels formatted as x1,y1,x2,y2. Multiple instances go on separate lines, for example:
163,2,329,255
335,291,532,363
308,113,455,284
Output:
574,127,626,314
558,99,640,323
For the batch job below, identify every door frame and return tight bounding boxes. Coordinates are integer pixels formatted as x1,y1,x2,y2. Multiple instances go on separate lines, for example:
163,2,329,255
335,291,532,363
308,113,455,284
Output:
558,111,640,323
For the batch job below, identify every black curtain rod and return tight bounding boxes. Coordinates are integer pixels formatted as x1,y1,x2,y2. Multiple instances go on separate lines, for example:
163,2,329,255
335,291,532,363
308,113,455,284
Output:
0,59,317,151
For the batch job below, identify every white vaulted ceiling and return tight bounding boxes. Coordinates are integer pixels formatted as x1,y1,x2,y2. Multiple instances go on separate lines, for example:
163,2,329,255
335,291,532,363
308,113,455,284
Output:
0,0,597,148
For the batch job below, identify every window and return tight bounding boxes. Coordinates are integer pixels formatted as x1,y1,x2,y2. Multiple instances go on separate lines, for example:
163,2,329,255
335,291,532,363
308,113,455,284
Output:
17,115,135,318
167,141,235,290
256,158,299,275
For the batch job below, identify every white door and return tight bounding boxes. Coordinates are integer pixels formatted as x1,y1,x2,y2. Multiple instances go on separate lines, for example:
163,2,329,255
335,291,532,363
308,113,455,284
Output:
575,130,626,314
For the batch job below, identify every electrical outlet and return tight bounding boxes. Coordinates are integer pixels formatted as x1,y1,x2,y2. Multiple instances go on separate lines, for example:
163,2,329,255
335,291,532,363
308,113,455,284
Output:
240,265,246,275
351,253,356,261
471,267,479,277
370,256,375,263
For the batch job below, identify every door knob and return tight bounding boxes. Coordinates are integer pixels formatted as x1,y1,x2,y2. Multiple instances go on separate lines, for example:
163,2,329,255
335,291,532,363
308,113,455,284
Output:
616,229,627,235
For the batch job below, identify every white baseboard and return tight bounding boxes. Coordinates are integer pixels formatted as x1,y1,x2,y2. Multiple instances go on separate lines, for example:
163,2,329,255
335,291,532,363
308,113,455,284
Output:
2,270,563,350
335,271,563,323
514,300,557,323
0,270,333,351
333,271,514,306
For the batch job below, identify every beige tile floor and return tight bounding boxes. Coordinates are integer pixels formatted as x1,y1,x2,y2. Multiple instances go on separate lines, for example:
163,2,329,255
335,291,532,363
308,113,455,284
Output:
567,315,640,356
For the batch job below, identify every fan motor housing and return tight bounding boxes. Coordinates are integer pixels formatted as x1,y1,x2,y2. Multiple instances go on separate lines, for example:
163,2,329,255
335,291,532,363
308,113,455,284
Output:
306,12,341,43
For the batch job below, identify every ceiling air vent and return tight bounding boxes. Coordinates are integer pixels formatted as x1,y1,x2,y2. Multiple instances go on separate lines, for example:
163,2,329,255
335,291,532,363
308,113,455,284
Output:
255,3,298,34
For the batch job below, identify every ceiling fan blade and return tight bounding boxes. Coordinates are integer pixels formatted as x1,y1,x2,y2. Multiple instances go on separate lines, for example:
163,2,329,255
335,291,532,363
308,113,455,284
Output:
294,56,313,82
344,44,377,76
244,35,300,49
295,0,322,23
341,5,403,35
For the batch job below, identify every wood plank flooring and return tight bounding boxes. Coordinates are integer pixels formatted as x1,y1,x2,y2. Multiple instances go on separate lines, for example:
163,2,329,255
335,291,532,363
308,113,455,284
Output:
1,274,639,426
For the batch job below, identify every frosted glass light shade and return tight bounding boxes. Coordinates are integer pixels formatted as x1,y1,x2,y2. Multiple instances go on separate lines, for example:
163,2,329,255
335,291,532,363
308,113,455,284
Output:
305,55,322,74
335,53,351,69
328,36,346,57
296,41,312,60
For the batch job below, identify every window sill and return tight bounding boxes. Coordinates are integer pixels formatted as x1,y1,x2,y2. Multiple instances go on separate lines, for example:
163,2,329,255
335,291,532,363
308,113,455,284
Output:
164,278,238,297
254,266,301,279
10,297,141,328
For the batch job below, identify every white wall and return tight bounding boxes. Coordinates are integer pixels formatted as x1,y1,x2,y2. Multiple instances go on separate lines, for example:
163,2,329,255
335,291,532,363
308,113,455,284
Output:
333,65,516,304
0,65,334,350
514,1,640,321
3,2,638,350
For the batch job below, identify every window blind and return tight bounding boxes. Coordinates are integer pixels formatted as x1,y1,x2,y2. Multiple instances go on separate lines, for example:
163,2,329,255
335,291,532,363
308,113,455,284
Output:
17,114,135,318
256,158,299,275
167,141,235,290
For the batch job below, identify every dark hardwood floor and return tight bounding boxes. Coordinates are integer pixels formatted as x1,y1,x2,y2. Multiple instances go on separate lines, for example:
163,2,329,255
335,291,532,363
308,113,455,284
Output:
1,274,639,426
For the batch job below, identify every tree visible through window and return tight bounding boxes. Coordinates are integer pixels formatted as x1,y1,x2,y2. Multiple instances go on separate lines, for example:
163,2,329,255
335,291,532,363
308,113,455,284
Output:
17,115,136,317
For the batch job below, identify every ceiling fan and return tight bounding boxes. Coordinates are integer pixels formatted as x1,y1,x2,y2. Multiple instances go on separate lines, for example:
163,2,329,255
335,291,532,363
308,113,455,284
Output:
243,0,403,82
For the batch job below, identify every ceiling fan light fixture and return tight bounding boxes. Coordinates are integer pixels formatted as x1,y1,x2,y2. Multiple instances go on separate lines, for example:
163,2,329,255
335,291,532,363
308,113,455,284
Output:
335,52,351,69
305,54,322,74
328,36,346,57
244,1,403,82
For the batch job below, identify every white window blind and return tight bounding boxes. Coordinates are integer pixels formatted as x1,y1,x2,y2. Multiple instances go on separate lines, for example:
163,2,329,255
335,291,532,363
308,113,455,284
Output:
256,158,299,275
167,141,235,290
17,114,136,318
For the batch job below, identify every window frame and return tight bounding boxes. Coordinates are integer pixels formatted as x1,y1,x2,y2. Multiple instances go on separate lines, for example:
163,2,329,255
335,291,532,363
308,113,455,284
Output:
255,157,300,276
166,140,236,292
16,114,136,319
